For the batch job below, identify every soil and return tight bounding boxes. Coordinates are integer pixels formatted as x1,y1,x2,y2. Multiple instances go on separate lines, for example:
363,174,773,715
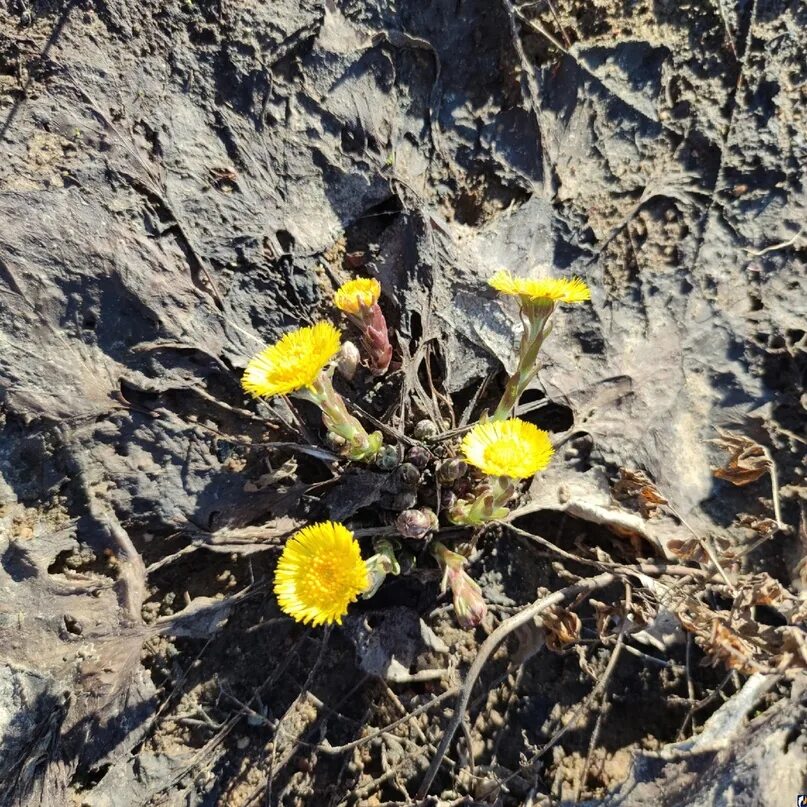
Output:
1,0,806,805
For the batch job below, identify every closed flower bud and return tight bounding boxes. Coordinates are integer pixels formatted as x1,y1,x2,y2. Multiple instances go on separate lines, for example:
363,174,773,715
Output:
395,508,434,539
440,489,458,510
413,419,439,441
336,340,361,381
432,541,487,629
405,444,431,470
392,490,418,510
375,444,399,471
361,537,401,599
423,507,439,531
395,462,421,486
437,458,467,484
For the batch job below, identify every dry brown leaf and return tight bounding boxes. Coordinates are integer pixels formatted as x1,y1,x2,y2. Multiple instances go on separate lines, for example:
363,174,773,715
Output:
612,468,668,518
704,620,761,674
590,598,620,637
711,429,771,486
542,605,582,651
736,513,780,537
733,573,790,609
666,537,707,562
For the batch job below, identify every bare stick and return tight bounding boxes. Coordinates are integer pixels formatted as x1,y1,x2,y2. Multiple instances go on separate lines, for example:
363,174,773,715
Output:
416,572,615,798
573,582,631,800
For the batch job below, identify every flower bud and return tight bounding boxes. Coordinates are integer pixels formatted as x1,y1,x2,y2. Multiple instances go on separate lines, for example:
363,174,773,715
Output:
392,490,418,510
431,541,487,629
395,462,421,487
437,458,467,484
413,419,439,441
336,340,361,381
395,508,435,539
361,537,401,599
405,444,431,470
451,572,487,629
440,489,457,510
375,444,399,471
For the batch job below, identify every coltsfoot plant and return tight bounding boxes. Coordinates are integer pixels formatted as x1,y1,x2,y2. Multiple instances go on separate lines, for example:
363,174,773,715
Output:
242,270,590,627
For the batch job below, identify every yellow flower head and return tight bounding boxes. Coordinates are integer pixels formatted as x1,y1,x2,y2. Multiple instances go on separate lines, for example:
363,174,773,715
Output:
489,270,590,304
461,418,554,479
242,322,341,399
334,277,381,316
274,521,369,626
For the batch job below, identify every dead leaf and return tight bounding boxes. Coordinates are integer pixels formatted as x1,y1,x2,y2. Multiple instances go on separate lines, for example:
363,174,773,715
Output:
733,573,790,609
704,620,762,674
541,605,582,651
711,429,771,487
612,468,668,518
736,513,780,537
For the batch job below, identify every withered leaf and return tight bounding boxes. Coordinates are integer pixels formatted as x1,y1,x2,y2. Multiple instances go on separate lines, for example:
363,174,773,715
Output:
736,513,780,537
612,468,668,519
542,605,582,651
733,573,789,610
703,620,761,674
711,429,771,487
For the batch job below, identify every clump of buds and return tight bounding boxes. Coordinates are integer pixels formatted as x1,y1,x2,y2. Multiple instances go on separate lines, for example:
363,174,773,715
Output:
396,508,438,539
431,541,487,629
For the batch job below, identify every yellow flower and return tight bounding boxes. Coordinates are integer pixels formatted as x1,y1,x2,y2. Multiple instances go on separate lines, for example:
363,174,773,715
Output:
489,270,590,303
274,521,369,626
334,277,381,316
242,322,341,399
461,418,554,479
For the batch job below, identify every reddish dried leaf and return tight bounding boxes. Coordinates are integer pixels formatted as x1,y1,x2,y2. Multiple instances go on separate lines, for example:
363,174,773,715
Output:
711,429,770,487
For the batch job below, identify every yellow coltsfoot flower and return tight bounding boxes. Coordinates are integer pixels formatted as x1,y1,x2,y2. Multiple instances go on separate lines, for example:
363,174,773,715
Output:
461,418,554,479
242,321,341,399
333,277,392,376
488,271,590,420
489,270,590,304
448,419,554,525
242,322,383,462
334,277,381,316
274,521,369,626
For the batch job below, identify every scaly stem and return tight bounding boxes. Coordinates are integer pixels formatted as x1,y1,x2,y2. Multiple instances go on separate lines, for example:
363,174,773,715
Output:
351,303,392,376
299,372,383,461
492,301,554,421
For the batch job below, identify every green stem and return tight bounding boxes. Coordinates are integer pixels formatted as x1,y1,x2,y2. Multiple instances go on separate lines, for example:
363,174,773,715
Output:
302,372,383,461
492,302,553,421
448,476,515,526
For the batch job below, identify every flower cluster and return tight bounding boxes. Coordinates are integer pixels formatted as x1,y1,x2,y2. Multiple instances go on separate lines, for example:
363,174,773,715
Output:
241,269,590,628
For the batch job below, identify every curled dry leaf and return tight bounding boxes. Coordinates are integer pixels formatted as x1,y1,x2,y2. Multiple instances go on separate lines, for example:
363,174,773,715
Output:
711,428,771,487
704,620,762,674
667,535,737,564
736,513,780,537
541,605,582,651
590,598,620,637
611,468,668,518
732,573,790,610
